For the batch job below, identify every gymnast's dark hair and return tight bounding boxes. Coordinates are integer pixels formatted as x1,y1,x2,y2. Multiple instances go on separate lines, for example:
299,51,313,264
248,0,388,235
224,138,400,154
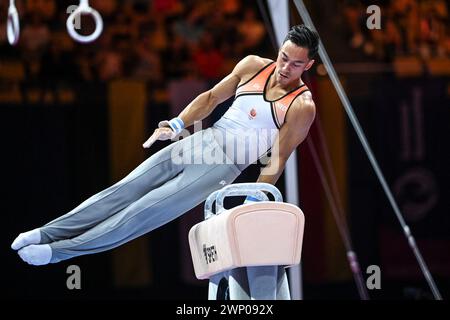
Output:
283,24,319,59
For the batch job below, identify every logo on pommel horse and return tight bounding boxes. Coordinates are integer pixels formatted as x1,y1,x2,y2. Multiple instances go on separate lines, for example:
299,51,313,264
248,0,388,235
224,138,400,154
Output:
203,244,218,264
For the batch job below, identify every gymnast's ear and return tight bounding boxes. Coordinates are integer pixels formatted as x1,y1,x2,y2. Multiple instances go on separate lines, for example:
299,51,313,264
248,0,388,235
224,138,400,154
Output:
304,59,315,71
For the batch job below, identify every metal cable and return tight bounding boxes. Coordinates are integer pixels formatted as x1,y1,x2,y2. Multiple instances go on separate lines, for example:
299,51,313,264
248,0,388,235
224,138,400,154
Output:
293,0,442,300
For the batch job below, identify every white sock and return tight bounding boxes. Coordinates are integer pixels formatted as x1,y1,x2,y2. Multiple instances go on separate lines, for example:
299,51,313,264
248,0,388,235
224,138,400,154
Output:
18,244,52,266
11,229,42,250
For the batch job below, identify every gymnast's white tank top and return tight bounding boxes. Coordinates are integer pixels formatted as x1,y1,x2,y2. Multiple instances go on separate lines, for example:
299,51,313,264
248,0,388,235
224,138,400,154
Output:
212,61,310,168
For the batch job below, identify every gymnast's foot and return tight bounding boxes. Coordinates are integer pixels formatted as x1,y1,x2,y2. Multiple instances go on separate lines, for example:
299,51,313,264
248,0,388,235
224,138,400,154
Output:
11,229,42,250
18,244,52,266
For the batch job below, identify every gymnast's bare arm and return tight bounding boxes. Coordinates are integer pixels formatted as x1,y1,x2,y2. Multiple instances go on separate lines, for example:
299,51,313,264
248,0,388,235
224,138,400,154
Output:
142,55,271,148
256,91,316,185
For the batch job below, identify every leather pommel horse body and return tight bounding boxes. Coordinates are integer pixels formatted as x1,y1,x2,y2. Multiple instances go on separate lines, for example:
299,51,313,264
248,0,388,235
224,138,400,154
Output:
188,183,305,300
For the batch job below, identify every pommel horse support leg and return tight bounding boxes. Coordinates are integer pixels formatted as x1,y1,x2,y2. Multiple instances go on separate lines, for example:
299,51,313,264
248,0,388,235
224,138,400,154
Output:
188,183,305,300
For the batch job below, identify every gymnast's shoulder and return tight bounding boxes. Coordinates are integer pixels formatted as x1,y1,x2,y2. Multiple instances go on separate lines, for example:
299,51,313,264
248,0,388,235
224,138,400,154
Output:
232,55,274,78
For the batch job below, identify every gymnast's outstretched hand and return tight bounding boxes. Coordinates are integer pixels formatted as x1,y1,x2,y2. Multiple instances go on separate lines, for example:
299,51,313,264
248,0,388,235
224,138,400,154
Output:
142,127,176,149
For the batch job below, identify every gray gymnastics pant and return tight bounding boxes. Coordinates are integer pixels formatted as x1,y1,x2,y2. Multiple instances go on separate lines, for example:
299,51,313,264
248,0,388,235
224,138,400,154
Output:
39,128,242,263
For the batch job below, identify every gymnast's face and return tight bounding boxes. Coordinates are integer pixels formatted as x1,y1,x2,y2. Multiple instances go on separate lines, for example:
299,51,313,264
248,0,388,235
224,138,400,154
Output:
275,40,315,86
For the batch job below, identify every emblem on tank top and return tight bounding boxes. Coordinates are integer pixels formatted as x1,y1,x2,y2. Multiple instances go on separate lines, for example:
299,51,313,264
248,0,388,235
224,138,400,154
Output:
248,108,257,120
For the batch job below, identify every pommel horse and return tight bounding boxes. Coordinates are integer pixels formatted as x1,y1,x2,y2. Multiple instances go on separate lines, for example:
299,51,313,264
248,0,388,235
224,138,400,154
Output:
189,183,305,300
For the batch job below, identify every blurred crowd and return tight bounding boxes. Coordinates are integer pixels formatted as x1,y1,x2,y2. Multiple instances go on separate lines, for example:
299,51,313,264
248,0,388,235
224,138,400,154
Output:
343,0,449,61
0,0,269,102
2,0,448,105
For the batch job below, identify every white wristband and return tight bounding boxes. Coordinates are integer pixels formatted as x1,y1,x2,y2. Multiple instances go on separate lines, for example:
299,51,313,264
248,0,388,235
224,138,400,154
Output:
158,117,185,135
